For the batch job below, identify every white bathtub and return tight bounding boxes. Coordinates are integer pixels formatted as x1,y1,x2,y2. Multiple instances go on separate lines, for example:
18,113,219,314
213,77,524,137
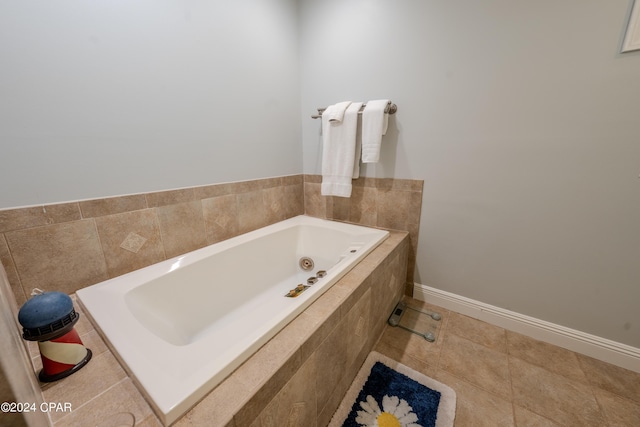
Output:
77,215,388,425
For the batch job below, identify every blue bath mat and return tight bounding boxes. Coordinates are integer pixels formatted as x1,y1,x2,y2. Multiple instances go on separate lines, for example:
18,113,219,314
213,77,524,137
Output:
329,352,456,427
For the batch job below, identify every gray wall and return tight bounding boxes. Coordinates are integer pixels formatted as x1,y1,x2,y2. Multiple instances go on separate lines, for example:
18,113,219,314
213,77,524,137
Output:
300,0,640,348
0,0,301,208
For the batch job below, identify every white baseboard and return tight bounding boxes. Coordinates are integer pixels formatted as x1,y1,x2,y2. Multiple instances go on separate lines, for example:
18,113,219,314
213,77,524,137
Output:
413,283,640,374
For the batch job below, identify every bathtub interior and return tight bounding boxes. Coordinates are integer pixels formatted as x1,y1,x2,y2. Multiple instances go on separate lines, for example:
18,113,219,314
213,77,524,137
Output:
124,224,383,347
77,216,389,425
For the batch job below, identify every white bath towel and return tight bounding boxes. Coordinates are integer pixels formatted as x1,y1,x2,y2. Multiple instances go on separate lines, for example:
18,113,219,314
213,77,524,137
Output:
321,102,363,197
361,99,390,163
352,114,363,179
324,101,352,123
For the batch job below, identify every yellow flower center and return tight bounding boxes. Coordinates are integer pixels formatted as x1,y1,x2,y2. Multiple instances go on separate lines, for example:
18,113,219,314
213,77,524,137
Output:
377,412,401,427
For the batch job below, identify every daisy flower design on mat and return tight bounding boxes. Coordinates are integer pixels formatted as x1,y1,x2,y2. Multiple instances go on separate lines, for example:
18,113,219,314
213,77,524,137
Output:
355,394,421,427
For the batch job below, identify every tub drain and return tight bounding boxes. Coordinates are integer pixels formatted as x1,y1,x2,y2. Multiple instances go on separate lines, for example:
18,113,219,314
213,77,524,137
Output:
299,257,314,271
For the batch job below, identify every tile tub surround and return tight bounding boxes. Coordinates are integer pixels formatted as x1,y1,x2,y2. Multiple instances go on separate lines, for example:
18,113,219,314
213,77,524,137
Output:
304,175,423,295
0,175,423,309
0,175,304,307
32,229,409,427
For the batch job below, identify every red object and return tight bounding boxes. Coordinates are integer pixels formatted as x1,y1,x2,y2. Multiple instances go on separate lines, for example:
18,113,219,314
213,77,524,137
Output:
37,328,92,382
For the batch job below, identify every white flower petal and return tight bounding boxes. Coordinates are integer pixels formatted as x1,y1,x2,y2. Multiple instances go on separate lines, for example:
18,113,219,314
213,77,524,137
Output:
364,395,381,415
381,395,399,414
397,412,419,424
393,398,413,418
355,410,377,426
355,394,422,427
358,401,374,415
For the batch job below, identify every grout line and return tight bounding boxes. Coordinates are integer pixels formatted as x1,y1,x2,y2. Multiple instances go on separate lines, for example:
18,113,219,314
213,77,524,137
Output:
506,343,517,425
504,331,519,424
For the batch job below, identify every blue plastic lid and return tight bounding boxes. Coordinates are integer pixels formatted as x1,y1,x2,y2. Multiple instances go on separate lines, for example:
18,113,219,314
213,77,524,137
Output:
18,291,74,329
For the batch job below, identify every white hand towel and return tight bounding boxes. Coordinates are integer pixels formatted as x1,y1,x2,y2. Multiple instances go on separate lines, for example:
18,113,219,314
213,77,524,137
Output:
321,102,363,197
324,101,351,123
361,99,389,163
352,114,363,179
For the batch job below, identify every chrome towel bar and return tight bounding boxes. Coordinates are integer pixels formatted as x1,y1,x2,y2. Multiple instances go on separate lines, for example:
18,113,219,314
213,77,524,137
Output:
311,101,397,119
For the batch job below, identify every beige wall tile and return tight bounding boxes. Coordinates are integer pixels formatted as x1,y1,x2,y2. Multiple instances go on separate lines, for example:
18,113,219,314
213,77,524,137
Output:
193,182,233,200
237,191,267,234
348,186,378,226
79,194,147,218
283,183,304,219
375,177,423,192
155,201,207,259
314,321,347,416
6,220,108,295
328,195,350,222
0,234,26,305
233,349,303,426
344,288,372,370
303,174,321,184
1,175,309,306
0,203,81,233
282,175,303,186
175,369,247,427
94,210,165,278
259,177,284,189
230,178,269,194
255,353,317,427
303,175,423,292
262,186,286,224
376,188,414,231
303,182,328,219
202,194,239,244
234,335,301,399
316,365,353,427
298,311,340,365
145,188,196,208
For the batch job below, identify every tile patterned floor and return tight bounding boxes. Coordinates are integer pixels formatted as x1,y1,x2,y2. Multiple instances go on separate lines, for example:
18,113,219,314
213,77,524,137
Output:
35,296,640,426
373,298,640,427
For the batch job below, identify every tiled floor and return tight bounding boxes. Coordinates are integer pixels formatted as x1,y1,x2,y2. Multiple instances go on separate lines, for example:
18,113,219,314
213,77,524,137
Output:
31,296,640,426
373,298,640,427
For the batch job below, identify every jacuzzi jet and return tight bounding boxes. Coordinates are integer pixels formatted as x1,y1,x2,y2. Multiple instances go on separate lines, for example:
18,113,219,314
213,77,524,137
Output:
307,277,318,285
299,257,314,271
285,284,309,298
316,270,327,278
